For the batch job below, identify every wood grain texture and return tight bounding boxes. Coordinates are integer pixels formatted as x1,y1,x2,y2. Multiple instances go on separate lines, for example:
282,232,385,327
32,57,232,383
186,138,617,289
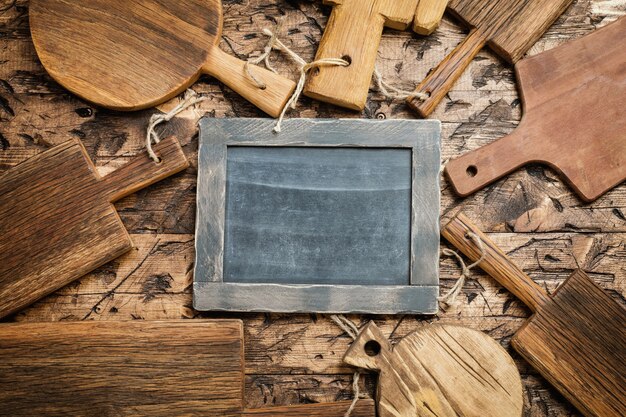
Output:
28,0,295,116
408,0,573,116
243,399,375,416
413,0,449,35
0,320,245,416
303,0,418,110
442,213,626,417
445,16,626,202
0,318,375,417
343,321,523,417
0,136,188,319
1,1,625,415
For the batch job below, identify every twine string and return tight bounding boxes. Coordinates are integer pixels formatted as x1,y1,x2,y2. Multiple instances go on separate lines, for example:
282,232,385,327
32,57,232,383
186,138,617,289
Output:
244,29,428,134
146,89,208,162
438,232,486,311
330,314,366,417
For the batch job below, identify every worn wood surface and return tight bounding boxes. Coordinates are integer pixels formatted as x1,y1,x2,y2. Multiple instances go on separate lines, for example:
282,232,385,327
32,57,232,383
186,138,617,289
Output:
408,0,574,116
0,319,375,417
303,0,418,110
413,0,449,35
29,0,295,116
344,321,523,416
442,213,626,417
0,136,188,319
445,17,626,202
0,0,625,415
0,320,245,416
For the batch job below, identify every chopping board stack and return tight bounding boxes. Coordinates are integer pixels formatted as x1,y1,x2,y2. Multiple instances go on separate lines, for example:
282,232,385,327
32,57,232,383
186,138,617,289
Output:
0,1,624,416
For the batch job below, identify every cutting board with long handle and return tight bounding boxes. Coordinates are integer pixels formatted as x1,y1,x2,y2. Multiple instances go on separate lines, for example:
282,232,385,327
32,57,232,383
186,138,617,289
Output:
0,137,189,319
0,320,376,417
344,321,523,416
303,0,418,111
407,0,573,117
442,213,626,417
444,17,626,202
29,0,295,116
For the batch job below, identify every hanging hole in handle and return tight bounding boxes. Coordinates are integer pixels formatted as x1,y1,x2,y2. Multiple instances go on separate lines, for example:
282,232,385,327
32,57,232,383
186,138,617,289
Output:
466,165,477,177
154,156,162,165
312,67,320,76
340,55,352,66
364,340,381,357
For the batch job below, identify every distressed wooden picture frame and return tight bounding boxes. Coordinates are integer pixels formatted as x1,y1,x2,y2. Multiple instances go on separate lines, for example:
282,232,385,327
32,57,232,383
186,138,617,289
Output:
194,118,441,314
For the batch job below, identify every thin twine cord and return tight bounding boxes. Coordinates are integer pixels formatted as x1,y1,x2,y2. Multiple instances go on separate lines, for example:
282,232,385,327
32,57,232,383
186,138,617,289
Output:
146,89,208,162
372,66,429,101
438,232,486,311
244,29,427,133
330,314,366,417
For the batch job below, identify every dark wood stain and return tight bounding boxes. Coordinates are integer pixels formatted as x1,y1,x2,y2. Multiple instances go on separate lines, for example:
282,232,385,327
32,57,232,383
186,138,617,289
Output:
0,136,189,319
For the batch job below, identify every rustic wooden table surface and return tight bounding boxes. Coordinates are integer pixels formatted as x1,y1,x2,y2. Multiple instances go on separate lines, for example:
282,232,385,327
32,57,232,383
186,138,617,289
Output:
1,0,624,415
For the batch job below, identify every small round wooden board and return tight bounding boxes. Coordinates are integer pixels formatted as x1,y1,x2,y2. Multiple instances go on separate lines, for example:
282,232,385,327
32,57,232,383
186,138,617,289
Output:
29,0,295,116
344,322,523,417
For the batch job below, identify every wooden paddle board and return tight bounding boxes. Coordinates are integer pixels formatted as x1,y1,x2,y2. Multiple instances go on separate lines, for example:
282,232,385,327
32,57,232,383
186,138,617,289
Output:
442,213,626,417
303,0,418,111
413,0,448,35
444,17,626,202
0,137,189,319
407,0,573,117
344,321,523,416
0,320,375,417
29,0,296,117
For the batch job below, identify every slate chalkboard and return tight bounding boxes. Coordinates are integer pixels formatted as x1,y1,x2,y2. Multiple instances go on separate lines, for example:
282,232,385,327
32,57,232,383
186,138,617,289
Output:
224,147,412,285
194,118,441,314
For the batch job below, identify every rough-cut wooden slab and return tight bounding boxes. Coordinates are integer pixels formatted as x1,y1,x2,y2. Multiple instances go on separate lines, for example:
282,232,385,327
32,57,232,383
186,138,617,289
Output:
303,0,418,110
0,320,245,416
0,136,189,319
28,0,295,116
442,213,626,417
0,319,375,417
413,0,448,35
407,0,573,116
445,17,626,202
343,321,523,417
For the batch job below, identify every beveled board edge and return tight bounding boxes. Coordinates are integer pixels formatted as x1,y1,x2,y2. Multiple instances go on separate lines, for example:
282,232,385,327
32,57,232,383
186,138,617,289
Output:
194,118,441,314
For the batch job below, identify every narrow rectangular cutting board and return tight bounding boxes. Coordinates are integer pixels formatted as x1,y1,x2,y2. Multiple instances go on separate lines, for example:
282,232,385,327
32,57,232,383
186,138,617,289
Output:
444,17,626,202
443,213,626,417
0,137,189,319
0,320,376,417
408,0,573,116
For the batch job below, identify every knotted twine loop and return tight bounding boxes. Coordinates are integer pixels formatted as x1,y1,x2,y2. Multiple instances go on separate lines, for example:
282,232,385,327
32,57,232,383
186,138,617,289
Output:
244,29,429,133
330,314,367,417
438,232,486,311
146,89,208,162
372,66,429,102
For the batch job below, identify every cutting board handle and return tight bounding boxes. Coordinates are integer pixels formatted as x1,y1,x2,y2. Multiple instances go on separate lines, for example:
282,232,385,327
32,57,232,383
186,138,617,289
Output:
99,136,189,203
408,28,488,117
343,321,393,371
202,48,295,118
443,127,534,196
442,213,550,312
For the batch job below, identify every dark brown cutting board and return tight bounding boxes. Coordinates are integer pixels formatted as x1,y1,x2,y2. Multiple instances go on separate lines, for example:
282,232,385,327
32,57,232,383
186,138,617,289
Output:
0,137,189,319
0,320,375,417
444,17,626,202
442,213,626,417
29,0,295,117
407,0,573,117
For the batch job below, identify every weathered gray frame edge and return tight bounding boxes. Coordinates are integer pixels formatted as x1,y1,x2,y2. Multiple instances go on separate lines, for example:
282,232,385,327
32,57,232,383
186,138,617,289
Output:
194,118,441,314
